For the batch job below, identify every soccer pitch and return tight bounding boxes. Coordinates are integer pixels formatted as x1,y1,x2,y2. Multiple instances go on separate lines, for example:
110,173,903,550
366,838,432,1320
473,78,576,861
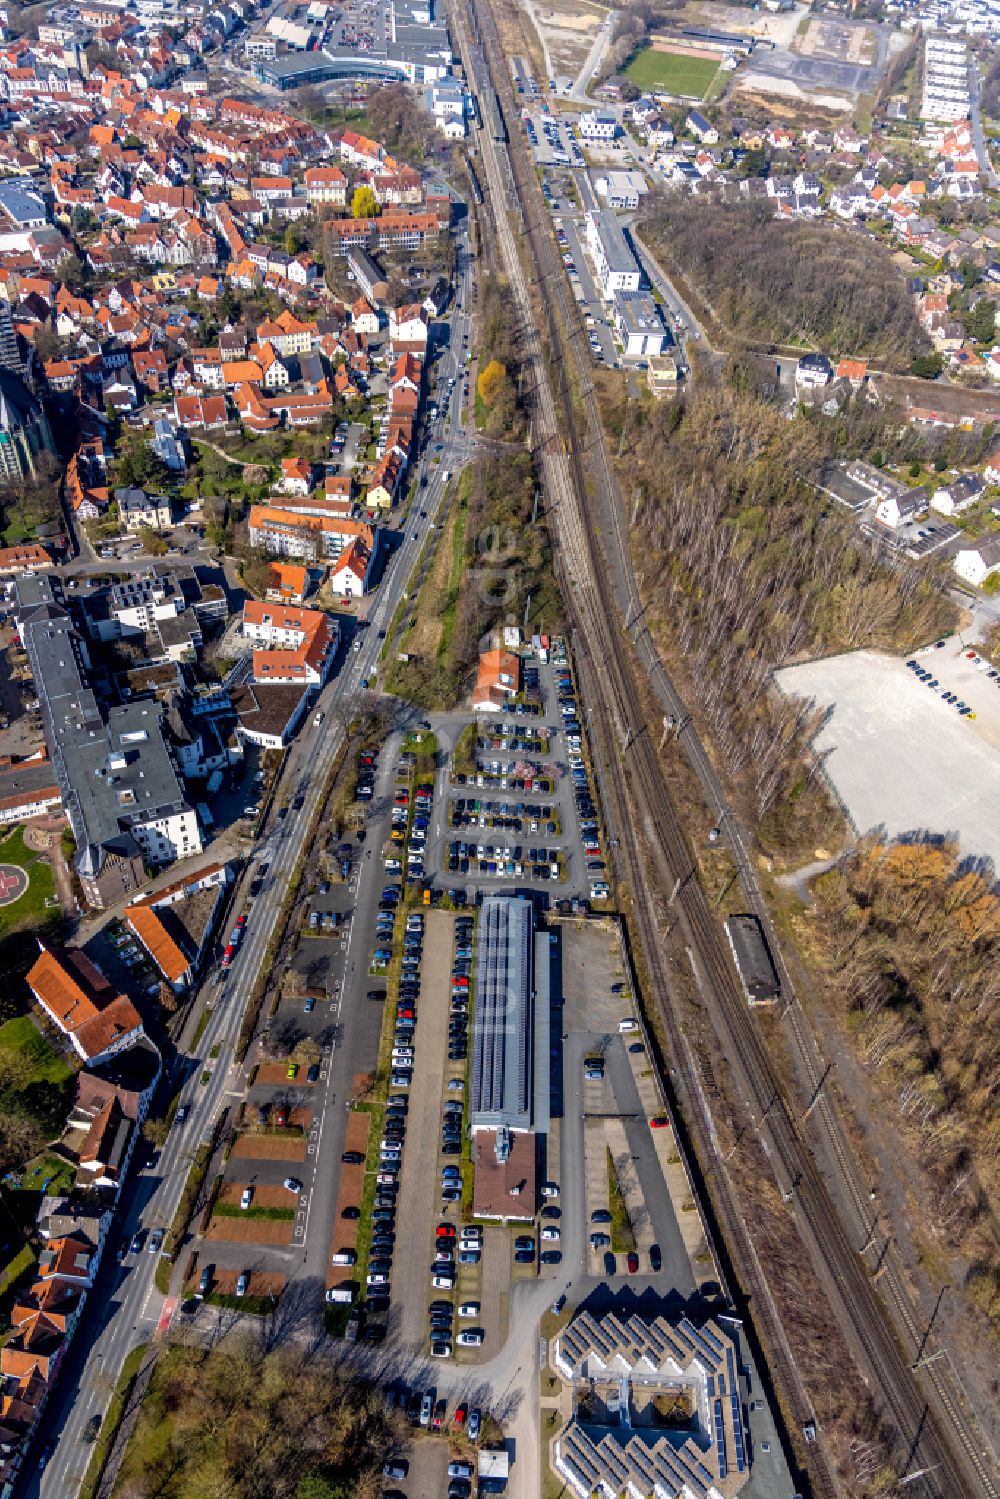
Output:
625,46,719,98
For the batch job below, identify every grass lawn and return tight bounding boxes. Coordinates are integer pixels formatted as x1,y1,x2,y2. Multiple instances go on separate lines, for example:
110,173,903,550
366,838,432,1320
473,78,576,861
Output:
110,1346,177,1498
0,827,57,938
81,1344,148,1499
625,46,719,99
607,1149,636,1254
0,1015,72,1088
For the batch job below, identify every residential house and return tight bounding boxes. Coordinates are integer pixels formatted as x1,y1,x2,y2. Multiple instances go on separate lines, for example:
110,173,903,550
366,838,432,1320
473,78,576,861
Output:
125,862,229,992
242,600,339,688
686,111,718,144
875,486,926,528
115,486,172,532
954,536,1000,586
27,943,144,1065
931,472,987,515
795,353,834,389
473,649,520,710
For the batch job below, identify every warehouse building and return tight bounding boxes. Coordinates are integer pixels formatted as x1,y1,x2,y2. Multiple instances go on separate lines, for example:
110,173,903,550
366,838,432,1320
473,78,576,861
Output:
470,895,552,1219
725,914,779,1005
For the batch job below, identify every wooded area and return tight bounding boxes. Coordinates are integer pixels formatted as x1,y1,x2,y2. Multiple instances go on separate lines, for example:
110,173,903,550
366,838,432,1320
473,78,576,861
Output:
641,196,925,367
388,444,560,709
809,840,1000,1339
599,371,955,853
476,275,527,441
115,1340,399,1499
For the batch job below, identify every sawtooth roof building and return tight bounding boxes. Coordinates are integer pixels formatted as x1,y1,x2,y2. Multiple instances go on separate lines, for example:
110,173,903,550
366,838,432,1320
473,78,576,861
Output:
552,1311,752,1499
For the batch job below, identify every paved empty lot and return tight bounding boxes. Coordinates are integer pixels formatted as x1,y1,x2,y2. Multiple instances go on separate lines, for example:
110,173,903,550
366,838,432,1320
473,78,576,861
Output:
776,648,1000,867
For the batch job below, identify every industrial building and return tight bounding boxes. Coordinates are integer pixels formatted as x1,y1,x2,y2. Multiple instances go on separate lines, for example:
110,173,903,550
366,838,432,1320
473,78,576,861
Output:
724,914,779,1006
252,0,452,90
470,895,552,1219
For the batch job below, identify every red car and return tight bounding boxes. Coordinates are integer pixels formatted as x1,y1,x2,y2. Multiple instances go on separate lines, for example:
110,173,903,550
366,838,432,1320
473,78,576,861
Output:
220,943,235,969
437,1223,456,1238
452,1404,467,1428
431,1399,447,1430
275,1106,288,1128
649,1116,670,1130
626,1251,639,1274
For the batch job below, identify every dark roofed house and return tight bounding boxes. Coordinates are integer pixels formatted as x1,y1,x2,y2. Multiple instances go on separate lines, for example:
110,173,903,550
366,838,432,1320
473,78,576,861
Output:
794,352,834,389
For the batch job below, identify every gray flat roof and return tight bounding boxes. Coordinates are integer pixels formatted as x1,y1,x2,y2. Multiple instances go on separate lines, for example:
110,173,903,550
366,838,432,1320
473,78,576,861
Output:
613,288,664,336
591,209,638,276
471,896,534,1132
13,590,192,864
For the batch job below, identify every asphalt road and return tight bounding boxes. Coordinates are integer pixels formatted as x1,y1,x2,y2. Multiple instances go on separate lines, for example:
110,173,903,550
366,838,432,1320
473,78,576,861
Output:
31,233,479,1499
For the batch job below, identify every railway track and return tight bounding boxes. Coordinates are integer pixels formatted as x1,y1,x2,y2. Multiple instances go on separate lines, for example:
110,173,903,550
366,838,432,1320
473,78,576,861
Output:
448,2,999,1496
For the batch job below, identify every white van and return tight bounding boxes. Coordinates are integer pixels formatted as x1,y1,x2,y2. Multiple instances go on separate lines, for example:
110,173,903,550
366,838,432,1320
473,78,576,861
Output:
326,1285,354,1303
331,1249,357,1266
618,1018,637,1033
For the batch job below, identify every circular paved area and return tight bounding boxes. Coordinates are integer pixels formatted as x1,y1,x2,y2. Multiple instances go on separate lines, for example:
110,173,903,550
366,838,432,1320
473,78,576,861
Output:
0,865,27,905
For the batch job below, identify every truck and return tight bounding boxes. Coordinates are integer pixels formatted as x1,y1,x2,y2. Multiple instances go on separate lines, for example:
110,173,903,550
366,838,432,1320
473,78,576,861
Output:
197,802,215,831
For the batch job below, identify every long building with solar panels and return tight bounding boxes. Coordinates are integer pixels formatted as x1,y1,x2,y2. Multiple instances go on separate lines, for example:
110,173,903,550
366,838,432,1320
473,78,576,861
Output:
470,895,551,1219
552,1311,751,1499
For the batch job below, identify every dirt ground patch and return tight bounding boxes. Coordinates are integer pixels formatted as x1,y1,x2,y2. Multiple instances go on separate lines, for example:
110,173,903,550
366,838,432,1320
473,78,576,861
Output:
257,1061,319,1086
327,1112,371,1285
211,1269,287,1298
205,1218,294,1246
230,1134,307,1161
794,16,873,64
219,1182,298,1210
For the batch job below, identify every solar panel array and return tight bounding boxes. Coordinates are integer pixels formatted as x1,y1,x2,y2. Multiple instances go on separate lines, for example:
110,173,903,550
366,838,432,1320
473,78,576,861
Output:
730,1394,746,1474
553,1310,751,1499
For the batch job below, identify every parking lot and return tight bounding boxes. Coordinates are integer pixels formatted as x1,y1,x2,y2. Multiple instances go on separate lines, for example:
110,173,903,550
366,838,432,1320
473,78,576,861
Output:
523,109,583,169
558,920,700,1297
776,644,1000,869
432,644,606,908
556,218,618,366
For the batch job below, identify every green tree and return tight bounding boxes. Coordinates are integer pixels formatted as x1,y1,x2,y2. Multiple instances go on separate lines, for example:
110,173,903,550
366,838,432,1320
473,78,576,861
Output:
297,1472,350,1499
965,299,996,345
911,352,943,378
138,527,169,556
351,186,378,220
56,255,86,292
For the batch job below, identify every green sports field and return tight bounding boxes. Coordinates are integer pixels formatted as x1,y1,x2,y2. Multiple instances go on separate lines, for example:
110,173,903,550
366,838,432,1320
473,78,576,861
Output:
625,46,719,99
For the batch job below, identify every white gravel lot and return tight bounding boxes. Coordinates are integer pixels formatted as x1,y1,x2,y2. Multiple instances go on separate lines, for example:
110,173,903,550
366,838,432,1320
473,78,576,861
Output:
775,646,1000,868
